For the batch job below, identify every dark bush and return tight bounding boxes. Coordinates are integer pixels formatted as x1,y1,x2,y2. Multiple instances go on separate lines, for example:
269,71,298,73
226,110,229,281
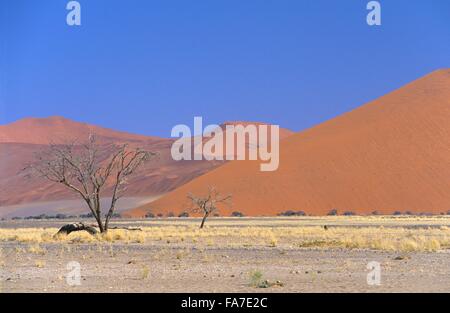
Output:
343,211,356,216
103,212,120,218
280,210,296,216
371,211,379,215
327,209,338,216
79,212,94,218
25,214,48,220
393,211,402,216
178,212,189,218
231,211,244,217
24,213,77,220
279,210,306,216
145,212,155,218
157,213,163,218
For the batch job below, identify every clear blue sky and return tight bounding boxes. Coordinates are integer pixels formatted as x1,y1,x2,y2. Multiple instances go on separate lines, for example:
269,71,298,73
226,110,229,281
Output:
1,0,449,137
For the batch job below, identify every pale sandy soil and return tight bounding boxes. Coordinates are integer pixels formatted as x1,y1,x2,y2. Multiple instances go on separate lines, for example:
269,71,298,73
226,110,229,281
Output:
1,218,449,293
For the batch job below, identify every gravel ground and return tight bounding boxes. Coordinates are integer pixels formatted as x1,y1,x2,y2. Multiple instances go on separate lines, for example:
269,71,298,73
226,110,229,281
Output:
1,241,449,293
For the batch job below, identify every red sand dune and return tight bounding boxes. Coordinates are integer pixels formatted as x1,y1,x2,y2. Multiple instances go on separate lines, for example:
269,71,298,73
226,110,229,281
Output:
0,116,156,145
0,117,292,214
194,121,293,160
127,69,450,217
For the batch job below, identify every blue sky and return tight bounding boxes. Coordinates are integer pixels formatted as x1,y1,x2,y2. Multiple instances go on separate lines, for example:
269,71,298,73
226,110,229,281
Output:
1,0,449,137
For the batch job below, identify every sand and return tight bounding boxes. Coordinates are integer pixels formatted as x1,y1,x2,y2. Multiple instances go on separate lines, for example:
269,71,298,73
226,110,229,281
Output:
1,217,449,293
129,69,450,217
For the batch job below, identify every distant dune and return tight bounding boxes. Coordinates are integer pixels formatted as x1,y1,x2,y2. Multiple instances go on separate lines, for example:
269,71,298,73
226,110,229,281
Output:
126,69,450,217
0,116,291,217
0,116,156,145
0,117,216,210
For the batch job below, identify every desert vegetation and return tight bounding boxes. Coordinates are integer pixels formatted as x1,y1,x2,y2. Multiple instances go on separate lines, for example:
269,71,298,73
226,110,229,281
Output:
248,270,284,288
1,216,449,252
187,187,232,228
24,135,153,234
2,216,450,292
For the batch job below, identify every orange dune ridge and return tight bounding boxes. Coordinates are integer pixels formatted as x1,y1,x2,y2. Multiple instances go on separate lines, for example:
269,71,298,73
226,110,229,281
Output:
126,69,450,217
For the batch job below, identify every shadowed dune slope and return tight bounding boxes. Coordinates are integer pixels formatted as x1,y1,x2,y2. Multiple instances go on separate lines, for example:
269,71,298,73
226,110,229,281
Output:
0,117,291,212
127,69,450,217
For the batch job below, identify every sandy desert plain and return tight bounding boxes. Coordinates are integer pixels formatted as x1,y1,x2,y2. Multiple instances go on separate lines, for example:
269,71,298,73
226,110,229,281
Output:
1,215,449,293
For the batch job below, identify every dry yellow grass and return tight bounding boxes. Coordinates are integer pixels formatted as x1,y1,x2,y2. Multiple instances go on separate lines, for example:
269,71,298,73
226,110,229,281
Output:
109,215,450,227
141,265,150,279
1,216,449,252
28,244,46,255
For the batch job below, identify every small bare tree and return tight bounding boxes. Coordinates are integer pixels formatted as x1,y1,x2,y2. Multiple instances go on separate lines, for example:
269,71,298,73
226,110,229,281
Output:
25,135,154,234
187,187,232,229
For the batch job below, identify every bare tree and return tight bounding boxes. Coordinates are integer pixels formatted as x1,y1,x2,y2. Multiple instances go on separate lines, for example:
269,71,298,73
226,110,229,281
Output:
187,187,232,229
25,135,154,234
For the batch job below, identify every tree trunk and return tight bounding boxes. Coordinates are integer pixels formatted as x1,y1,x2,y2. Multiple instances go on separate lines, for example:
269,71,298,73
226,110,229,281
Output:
104,203,117,232
199,213,209,229
96,217,105,233
85,199,105,233
95,206,105,233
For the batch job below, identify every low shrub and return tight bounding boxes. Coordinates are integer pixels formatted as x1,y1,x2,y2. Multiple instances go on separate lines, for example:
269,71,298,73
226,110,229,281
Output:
327,209,338,216
79,212,94,218
278,210,306,216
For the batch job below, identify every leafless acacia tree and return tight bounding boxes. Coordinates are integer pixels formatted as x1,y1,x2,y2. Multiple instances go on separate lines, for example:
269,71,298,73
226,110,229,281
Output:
187,187,232,229
25,135,154,234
